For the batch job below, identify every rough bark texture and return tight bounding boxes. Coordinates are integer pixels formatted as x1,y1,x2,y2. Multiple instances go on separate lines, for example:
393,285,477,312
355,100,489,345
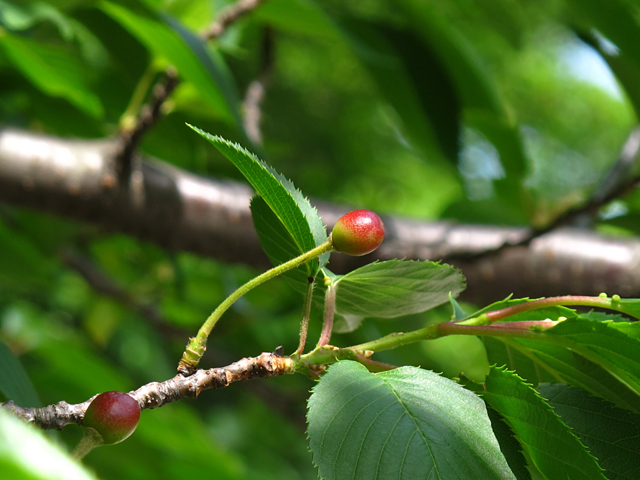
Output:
2,128,640,303
0,351,292,431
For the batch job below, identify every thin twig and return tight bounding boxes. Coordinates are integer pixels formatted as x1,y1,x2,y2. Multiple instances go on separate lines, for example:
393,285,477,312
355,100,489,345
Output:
243,28,274,145
201,0,268,41
1,350,292,431
444,123,640,262
116,0,270,178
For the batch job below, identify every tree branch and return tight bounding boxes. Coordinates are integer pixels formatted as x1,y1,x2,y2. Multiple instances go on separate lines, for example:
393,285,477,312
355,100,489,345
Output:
444,123,640,263
242,28,274,145
2,128,640,303
116,0,269,178
1,351,292,431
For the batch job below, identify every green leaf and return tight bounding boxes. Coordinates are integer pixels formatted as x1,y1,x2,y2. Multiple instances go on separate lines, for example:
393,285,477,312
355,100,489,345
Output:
334,259,466,319
485,406,531,480
255,0,341,41
0,408,99,480
538,383,640,480
0,341,40,407
250,196,310,290
568,0,640,78
398,0,528,210
0,219,57,290
189,126,327,277
450,292,468,321
545,318,640,397
482,337,557,386
608,320,640,340
0,32,103,118
449,292,468,320
345,21,459,163
307,361,515,480
161,13,245,132
484,336,640,412
607,298,640,321
483,366,606,480
569,1,640,118
101,1,235,123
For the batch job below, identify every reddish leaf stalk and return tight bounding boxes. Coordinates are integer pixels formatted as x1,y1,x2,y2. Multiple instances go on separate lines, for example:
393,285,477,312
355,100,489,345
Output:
438,320,558,339
317,284,337,347
295,281,315,354
483,295,620,323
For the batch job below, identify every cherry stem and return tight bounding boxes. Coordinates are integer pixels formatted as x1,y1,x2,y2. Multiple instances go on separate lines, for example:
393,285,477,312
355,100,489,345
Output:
179,240,334,374
295,281,315,355
71,427,103,460
316,283,336,348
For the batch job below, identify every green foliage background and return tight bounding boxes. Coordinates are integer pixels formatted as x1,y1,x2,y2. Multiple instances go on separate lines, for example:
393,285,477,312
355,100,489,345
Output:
0,0,639,478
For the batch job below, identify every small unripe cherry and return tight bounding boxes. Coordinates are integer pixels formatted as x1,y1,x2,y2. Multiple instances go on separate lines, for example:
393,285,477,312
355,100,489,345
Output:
330,209,385,256
83,391,140,445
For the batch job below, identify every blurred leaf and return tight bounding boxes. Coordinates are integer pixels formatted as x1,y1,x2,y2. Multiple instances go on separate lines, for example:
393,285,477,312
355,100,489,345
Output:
569,0,640,74
161,13,245,133
578,30,640,118
0,340,40,406
538,383,640,480
0,32,103,117
101,1,235,123
400,0,503,114
345,21,460,162
465,109,529,211
0,1,109,68
132,402,245,479
307,361,514,480
608,320,640,340
255,0,341,40
602,298,640,320
0,219,57,290
334,259,466,319
0,408,98,480
189,126,327,277
483,366,606,480
399,0,528,212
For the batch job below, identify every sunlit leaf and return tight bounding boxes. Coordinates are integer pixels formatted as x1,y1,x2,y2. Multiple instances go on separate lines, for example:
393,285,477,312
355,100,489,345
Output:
308,361,514,479
483,366,606,480
0,32,103,117
189,126,327,278
101,1,235,123
334,259,466,318
0,408,98,480
0,340,40,407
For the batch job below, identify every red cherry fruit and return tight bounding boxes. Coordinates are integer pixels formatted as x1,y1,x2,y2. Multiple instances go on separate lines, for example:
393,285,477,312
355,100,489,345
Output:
330,209,385,256
83,391,140,445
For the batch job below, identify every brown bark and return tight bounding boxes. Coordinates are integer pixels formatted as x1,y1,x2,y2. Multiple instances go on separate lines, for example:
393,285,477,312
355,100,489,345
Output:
1,128,640,303
1,351,292,431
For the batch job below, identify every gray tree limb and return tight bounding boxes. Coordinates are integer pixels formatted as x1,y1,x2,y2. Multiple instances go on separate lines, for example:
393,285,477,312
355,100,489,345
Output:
1,128,639,303
1,351,292,430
